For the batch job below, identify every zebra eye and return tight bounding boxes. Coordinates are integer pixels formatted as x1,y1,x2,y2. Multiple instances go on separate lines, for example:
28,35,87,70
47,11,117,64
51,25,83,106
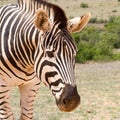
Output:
47,51,54,57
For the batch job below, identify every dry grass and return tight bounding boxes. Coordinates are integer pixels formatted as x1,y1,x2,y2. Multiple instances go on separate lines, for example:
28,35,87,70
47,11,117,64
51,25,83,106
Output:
50,0,120,19
11,61,120,120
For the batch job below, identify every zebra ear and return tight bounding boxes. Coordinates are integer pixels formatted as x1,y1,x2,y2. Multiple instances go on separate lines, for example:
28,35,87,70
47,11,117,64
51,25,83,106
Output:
34,9,50,32
67,12,91,33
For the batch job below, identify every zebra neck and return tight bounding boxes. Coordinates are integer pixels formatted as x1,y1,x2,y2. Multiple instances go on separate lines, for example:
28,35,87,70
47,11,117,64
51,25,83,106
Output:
17,0,54,22
18,0,37,10
17,0,67,28
17,0,50,11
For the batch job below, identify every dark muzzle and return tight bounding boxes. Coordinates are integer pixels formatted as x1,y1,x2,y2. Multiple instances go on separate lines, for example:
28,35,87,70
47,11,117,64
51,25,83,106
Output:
56,84,80,112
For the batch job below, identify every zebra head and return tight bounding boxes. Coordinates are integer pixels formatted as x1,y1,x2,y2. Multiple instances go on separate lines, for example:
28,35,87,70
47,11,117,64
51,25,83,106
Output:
34,8,91,112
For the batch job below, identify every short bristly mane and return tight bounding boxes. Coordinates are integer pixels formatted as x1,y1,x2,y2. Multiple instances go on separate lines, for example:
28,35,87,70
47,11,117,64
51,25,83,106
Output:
52,4,68,29
18,0,68,29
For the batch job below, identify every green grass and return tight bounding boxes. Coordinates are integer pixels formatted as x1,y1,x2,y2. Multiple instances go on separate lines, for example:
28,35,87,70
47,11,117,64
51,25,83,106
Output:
11,62,120,120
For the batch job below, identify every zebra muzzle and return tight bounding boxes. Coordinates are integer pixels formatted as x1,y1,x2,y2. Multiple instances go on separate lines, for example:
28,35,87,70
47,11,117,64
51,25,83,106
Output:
56,84,80,112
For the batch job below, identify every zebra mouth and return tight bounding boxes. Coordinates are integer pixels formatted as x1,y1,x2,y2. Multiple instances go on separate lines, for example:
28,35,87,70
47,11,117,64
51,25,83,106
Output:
56,84,80,112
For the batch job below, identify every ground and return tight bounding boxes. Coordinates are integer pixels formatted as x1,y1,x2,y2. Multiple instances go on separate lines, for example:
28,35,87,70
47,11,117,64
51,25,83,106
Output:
11,61,120,120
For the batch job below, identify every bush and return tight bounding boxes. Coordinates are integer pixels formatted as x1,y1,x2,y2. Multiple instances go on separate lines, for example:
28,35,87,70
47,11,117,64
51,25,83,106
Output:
75,41,94,63
112,10,117,13
80,3,89,8
97,19,107,23
105,16,120,48
72,16,120,63
93,40,113,61
112,53,120,60
73,27,113,62
89,17,98,23
89,17,107,23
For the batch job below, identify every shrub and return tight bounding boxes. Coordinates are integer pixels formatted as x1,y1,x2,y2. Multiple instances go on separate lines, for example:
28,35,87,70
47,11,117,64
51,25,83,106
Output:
97,19,107,23
74,38,113,63
112,10,117,13
72,16,120,63
80,3,89,8
105,16,120,48
89,17,98,23
89,17,108,23
93,40,113,61
75,41,94,63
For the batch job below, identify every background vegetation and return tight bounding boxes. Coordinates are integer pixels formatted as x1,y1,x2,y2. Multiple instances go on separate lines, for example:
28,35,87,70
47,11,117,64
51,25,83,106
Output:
73,16,120,63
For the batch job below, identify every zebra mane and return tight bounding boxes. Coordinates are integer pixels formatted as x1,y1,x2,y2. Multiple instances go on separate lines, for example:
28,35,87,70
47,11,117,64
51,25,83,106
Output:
18,0,68,29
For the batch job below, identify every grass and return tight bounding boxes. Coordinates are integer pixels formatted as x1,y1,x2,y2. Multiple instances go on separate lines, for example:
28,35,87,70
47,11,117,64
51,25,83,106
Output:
11,61,120,120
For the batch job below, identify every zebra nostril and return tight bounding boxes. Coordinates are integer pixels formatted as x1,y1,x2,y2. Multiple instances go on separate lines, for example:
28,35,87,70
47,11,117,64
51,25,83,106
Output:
62,98,68,106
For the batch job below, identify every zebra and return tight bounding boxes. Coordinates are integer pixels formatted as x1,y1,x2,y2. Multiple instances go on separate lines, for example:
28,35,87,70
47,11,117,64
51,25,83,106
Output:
0,0,91,119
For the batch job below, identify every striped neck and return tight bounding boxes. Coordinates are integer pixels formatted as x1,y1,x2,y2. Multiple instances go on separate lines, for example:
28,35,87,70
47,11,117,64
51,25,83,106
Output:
17,0,50,10
17,0,67,29
17,0,38,10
